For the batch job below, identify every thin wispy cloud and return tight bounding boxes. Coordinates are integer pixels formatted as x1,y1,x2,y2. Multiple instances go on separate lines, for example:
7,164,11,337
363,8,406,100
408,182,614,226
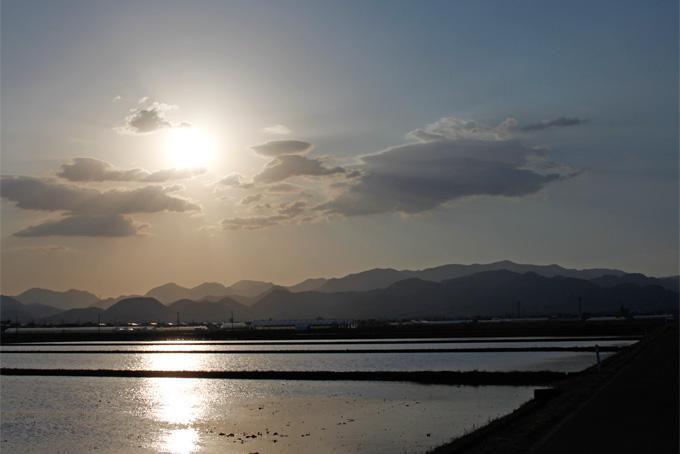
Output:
262,124,292,135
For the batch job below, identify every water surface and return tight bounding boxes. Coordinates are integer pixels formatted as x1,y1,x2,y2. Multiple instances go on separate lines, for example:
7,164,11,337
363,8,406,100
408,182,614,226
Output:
1,376,534,453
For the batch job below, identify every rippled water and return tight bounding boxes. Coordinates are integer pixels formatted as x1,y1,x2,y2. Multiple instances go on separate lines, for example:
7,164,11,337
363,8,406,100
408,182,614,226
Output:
0,376,534,453
1,350,611,372
0,338,635,352
0,337,632,452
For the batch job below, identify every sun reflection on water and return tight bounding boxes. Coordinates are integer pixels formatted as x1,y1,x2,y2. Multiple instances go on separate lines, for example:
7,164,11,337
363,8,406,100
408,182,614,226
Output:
161,428,200,454
144,354,208,453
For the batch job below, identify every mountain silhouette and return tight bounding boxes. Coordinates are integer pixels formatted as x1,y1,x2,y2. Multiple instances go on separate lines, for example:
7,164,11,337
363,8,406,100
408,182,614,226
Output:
145,280,275,304
251,270,677,320
169,296,251,323
311,260,631,293
9,261,679,324
103,297,174,323
0,295,61,322
14,288,99,310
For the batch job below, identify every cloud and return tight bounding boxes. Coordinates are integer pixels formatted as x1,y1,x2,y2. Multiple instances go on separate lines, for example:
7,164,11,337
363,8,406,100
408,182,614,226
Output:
222,214,289,230
218,173,254,189
408,116,588,140
318,118,579,217
58,158,205,182
14,215,145,237
408,117,508,142
0,176,200,215
221,198,312,231
266,183,301,193
251,140,313,157
112,95,121,103
218,174,245,187
219,115,579,229
519,117,588,132
277,200,307,217
116,101,179,134
253,155,347,184
262,124,292,135
240,193,263,205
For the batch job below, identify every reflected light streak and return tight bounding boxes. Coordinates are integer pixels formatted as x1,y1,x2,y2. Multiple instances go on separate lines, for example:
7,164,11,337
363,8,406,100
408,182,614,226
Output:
144,354,209,453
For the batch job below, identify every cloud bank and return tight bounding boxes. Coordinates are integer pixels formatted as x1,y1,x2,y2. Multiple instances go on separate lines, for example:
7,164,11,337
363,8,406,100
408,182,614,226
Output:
58,158,205,182
220,116,580,230
1,176,200,237
15,214,144,237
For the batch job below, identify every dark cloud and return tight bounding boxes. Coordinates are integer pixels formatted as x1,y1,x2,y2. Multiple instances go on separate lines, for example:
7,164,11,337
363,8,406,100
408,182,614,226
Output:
253,155,346,184
117,102,179,134
221,116,578,228
0,176,200,215
1,176,199,237
318,137,577,217
14,215,144,237
58,158,205,182
251,140,313,157
519,117,588,132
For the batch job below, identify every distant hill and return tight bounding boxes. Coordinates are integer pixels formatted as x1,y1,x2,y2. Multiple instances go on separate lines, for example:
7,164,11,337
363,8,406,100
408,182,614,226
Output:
0,295,61,322
14,288,99,310
145,280,275,304
226,280,275,298
287,278,329,293
145,283,193,303
42,307,104,324
10,261,678,325
313,260,631,293
251,270,678,320
591,274,679,292
103,297,174,323
169,297,251,323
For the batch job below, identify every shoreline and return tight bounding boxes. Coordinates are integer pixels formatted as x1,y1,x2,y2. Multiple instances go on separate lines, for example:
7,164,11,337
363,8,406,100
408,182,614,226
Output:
430,323,678,453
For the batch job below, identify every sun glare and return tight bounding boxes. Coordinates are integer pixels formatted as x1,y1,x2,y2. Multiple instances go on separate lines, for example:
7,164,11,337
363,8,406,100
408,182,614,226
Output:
164,127,217,169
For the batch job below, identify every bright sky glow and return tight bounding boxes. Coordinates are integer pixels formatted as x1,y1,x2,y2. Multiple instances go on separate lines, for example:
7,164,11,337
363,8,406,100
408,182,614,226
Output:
164,127,217,169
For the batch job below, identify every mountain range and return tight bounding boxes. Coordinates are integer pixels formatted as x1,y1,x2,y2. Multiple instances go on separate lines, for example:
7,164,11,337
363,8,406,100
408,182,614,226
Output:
2,261,678,324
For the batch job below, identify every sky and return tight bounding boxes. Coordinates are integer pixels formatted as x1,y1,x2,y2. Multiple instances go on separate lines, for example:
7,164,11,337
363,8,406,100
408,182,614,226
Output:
1,0,677,297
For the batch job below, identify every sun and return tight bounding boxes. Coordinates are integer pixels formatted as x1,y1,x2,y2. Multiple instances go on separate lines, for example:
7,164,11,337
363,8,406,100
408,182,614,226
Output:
164,127,217,169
